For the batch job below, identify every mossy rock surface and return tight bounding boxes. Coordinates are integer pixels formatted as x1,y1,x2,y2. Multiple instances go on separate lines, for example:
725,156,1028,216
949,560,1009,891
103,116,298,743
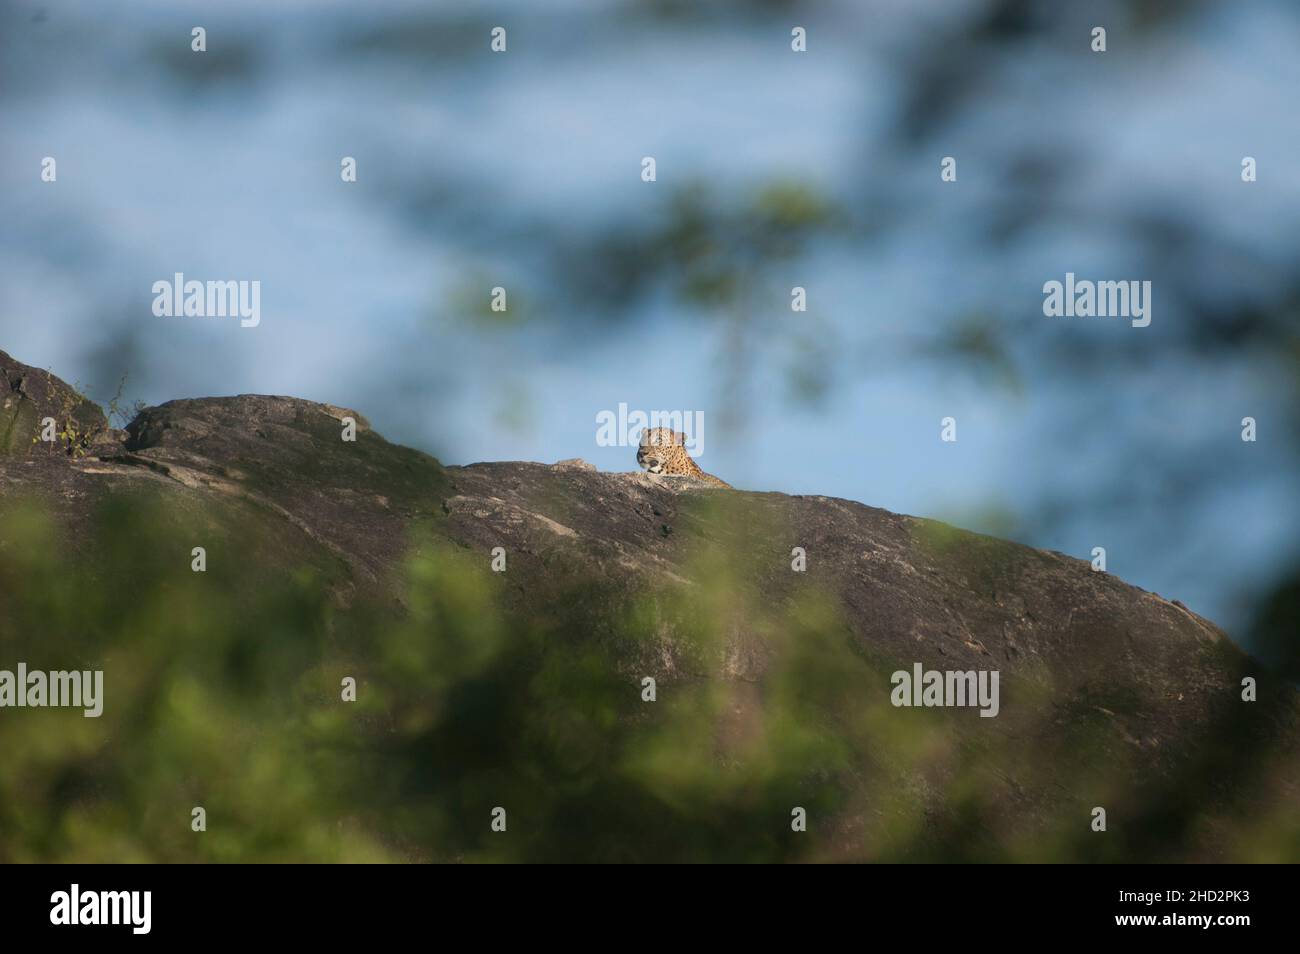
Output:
0,349,107,457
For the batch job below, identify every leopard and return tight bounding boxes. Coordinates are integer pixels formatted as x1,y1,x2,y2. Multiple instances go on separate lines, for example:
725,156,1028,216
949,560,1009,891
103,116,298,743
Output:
636,427,731,488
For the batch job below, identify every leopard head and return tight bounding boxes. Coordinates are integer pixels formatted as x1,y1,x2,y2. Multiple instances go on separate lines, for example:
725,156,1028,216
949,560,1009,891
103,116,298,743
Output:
636,427,687,475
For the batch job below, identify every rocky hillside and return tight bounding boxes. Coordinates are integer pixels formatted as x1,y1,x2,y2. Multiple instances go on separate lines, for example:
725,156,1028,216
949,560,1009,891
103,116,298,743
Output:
1,348,1296,862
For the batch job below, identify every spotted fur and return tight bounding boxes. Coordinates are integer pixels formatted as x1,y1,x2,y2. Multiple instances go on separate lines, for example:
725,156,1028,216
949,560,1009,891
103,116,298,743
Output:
636,427,731,488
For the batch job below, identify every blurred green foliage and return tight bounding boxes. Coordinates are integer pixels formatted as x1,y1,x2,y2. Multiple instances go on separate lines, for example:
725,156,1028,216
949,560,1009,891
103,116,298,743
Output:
0,490,1296,862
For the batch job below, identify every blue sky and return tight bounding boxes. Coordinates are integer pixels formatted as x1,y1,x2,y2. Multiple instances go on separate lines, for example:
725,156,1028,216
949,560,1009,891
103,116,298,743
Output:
2,0,1297,642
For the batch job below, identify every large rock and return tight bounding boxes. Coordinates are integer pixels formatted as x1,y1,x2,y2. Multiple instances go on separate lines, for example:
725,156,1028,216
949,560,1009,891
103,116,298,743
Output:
0,351,1295,862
